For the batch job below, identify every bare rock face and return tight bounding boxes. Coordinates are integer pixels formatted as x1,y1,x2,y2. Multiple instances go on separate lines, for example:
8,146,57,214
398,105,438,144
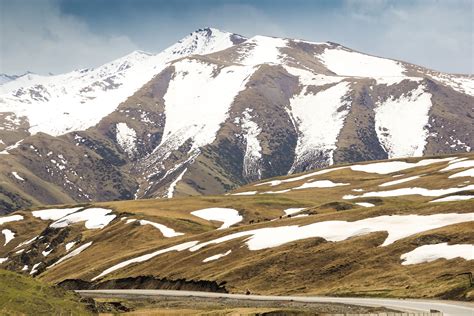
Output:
0,28,472,212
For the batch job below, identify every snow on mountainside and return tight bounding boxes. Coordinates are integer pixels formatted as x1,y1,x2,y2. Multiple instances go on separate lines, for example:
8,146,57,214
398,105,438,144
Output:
0,28,472,212
0,72,39,86
0,28,244,136
0,74,19,85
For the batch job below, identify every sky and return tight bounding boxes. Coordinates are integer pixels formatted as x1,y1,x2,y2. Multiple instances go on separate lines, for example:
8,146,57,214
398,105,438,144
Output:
1,0,473,75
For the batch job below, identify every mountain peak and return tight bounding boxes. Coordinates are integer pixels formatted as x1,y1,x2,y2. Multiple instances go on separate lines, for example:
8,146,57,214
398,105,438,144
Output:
165,27,246,57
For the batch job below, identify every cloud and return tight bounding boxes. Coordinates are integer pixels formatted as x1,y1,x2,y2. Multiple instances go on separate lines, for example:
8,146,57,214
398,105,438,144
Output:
335,0,473,73
0,0,472,74
0,0,138,74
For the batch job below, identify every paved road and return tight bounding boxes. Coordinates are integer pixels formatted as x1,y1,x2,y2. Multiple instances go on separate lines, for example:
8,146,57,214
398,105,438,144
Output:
77,289,474,315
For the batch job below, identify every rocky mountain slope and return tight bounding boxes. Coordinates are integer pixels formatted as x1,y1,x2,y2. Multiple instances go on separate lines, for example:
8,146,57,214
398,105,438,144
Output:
0,154,473,299
0,28,472,213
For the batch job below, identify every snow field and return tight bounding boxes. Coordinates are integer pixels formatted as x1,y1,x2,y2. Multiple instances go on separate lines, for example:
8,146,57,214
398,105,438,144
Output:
289,82,351,169
92,213,474,280
239,36,287,65
320,47,406,79
374,85,432,158
0,29,239,136
161,59,256,153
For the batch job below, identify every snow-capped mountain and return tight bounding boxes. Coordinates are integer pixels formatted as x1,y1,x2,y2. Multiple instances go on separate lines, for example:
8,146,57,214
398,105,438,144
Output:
0,28,244,136
0,28,472,213
0,73,21,85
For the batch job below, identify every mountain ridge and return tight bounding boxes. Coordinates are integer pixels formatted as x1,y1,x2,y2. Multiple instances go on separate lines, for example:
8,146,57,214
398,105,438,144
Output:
0,27,472,213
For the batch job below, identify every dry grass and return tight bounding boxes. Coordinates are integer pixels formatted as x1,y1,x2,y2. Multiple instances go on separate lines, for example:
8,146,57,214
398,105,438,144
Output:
1,153,473,300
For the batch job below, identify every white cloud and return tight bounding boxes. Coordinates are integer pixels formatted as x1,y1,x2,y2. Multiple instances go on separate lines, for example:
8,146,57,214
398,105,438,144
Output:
0,0,138,74
0,0,471,75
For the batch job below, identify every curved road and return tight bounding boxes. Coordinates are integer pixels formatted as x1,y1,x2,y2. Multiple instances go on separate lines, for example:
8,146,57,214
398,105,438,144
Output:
77,289,474,315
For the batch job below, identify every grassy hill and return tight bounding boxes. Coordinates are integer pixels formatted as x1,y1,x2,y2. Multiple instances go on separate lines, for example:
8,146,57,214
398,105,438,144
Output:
0,269,90,315
0,153,472,300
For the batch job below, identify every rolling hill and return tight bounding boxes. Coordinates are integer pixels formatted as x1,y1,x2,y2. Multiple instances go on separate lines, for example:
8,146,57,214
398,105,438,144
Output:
0,153,472,300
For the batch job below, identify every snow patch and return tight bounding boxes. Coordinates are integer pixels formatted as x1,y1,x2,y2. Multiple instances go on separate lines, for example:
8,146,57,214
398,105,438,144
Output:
30,262,41,275
191,208,243,229
92,241,198,281
232,191,258,196
449,168,474,178
350,157,453,174
240,36,287,65
283,208,305,216
355,202,375,208
167,168,187,198
441,160,474,172
116,123,137,157
11,172,24,181
430,195,474,203
14,236,38,249
320,47,406,79
65,241,76,251
293,180,348,190
344,185,474,199
255,180,282,187
49,241,93,268
401,243,474,265
190,213,474,251
139,220,184,238
379,176,420,187
240,109,262,179
203,250,232,262
32,207,83,221
50,208,116,229
0,214,23,225
2,229,15,245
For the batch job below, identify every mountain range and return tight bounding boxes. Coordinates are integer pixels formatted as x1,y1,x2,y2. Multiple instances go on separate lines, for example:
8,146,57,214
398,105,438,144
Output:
0,27,472,213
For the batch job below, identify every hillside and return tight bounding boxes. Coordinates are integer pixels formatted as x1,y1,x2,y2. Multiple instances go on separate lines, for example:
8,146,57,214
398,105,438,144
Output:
0,28,472,213
0,153,472,300
0,268,90,315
